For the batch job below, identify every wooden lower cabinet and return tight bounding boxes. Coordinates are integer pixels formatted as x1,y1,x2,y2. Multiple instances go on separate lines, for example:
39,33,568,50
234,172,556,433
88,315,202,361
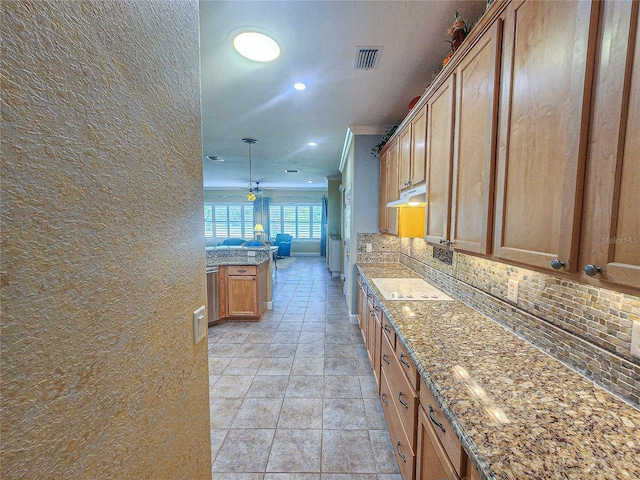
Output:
381,370,416,480
369,303,382,389
219,263,267,320
356,278,481,480
417,405,460,480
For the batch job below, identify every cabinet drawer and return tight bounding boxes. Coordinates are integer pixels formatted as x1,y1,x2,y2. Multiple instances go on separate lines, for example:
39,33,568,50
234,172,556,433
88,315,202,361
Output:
396,341,419,392
381,334,418,449
381,370,416,480
227,265,257,276
381,312,396,349
419,378,466,477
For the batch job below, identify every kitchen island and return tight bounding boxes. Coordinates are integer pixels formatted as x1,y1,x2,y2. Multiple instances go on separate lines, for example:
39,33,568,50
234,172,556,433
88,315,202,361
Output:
206,245,275,322
357,262,640,480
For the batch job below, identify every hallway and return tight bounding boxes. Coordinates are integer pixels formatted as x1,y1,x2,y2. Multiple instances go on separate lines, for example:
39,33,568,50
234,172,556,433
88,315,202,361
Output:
208,256,401,479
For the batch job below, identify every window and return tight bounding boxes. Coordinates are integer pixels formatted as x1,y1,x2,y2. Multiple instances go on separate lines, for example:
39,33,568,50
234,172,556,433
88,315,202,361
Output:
205,202,323,240
205,203,254,239
270,204,323,240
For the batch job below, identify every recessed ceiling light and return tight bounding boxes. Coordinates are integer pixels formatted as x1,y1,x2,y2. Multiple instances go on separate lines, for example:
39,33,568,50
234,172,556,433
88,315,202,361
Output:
307,179,313,183
293,82,306,90
206,155,224,162
233,32,280,62
285,169,298,173
307,142,318,147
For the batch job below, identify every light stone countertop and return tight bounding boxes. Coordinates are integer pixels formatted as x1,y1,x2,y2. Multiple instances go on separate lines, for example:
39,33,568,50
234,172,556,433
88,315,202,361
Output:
357,263,640,480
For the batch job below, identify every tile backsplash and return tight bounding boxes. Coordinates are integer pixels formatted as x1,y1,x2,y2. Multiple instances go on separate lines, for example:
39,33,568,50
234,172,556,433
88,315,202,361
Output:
357,234,640,407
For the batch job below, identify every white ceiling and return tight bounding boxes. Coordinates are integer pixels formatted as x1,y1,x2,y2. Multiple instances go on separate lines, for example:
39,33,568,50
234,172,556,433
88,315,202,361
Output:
199,0,487,191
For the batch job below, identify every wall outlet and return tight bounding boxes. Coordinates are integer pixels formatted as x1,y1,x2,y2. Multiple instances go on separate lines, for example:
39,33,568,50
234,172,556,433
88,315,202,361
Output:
507,279,519,303
247,250,256,257
365,243,372,253
631,321,640,359
193,306,206,345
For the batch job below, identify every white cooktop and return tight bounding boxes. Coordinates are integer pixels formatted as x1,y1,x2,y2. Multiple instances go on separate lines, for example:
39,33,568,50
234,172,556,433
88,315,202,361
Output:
371,278,454,301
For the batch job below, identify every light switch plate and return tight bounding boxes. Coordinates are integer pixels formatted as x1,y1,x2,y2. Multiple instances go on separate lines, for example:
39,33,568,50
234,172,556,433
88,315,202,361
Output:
507,279,519,303
631,321,640,359
193,306,206,345
365,243,372,253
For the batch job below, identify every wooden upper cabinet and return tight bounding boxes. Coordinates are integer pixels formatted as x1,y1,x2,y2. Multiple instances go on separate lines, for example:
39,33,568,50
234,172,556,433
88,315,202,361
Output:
450,20,502,255
493,0,598,272
378,139,398,235
378,150,389,232
398,125,413,190
424,75,455,246
579,0,640,293
410,105,427,187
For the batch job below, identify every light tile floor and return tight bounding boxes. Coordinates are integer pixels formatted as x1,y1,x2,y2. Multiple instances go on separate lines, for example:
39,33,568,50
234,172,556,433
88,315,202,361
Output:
208,256,401,479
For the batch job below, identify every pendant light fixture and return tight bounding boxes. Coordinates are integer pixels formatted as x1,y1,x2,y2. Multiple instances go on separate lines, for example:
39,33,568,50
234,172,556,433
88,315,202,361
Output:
243,138,257,201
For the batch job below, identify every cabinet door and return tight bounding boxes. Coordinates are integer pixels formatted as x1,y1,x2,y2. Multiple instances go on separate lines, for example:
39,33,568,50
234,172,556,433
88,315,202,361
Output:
411,105,427,186
425,75,455,246
580,0,640,292
450,21,502,255
493,0,598,271
227,275,257,317
378,151,389,232
399,125,413,190
417,406,459,480
387,140,399,235
356,277,366,335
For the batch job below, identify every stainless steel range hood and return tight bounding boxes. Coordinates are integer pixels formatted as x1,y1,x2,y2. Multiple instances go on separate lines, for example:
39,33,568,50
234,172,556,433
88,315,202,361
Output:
386,184,426,208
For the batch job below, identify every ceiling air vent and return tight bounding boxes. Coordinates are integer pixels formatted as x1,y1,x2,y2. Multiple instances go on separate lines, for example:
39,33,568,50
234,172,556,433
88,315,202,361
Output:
355,47,382,70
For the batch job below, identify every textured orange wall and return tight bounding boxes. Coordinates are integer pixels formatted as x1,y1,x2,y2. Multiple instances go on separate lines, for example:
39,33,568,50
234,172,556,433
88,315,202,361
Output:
1,1,211,478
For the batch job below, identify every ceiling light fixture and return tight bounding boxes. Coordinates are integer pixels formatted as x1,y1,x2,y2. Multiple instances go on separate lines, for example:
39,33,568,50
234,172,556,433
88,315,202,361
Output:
233,32,280,62
293,82,306,90
307,142,318,147
243,138,258,201
206,155,224,162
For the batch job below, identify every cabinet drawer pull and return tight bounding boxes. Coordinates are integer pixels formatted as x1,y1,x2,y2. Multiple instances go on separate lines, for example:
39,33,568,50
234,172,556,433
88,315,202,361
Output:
381,393,389,406
399,352,410,369
383,324,391,333
428,404,446,433
382,354,390,365
236,269,247,273
396,441,407,463
398,391,408,409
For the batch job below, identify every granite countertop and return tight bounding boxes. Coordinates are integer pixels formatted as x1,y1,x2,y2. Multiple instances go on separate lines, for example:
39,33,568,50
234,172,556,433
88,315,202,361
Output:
206,246,272,267
357,263,640,480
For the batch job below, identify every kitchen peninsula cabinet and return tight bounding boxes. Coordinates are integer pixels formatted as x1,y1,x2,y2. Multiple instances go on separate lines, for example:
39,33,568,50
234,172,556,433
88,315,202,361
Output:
493,0,598,272
218,263,268,320
579,0,640,292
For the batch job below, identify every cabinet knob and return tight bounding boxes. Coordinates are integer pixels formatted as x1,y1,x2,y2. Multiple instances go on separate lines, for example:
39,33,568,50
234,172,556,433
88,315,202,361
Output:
584,264,602,277
551,259,565,270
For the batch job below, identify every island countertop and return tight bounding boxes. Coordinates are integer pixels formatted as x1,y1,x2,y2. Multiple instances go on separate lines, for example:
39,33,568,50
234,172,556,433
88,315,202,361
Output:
357,263,640,480
206,245,272,267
